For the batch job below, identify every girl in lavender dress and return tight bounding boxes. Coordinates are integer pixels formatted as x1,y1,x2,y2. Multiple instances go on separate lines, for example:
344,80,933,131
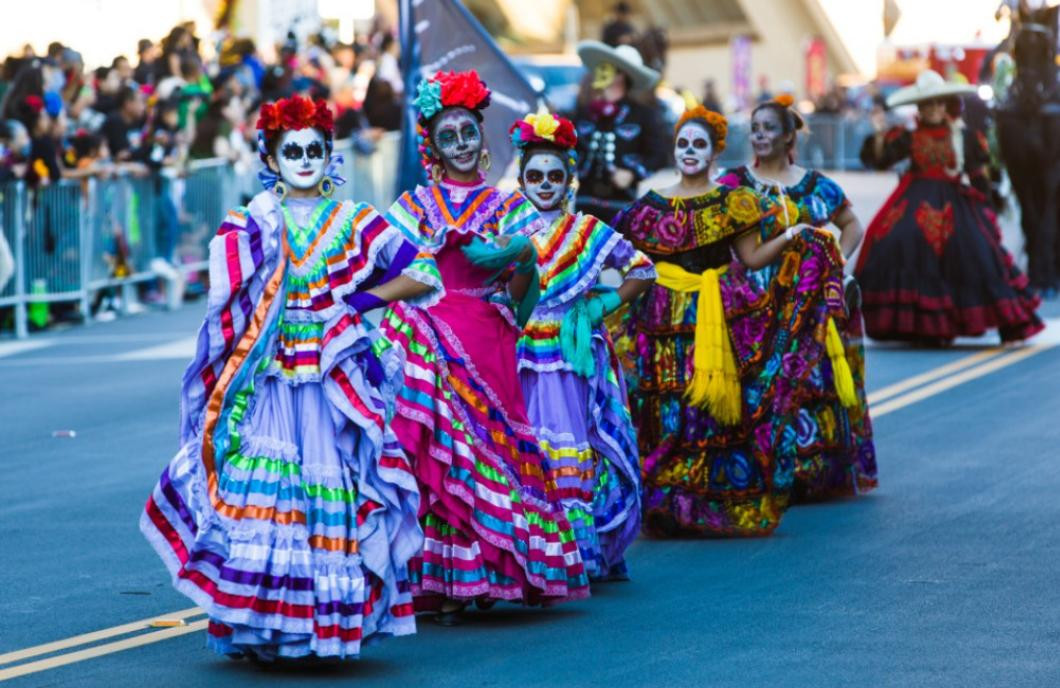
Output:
510,112,655,580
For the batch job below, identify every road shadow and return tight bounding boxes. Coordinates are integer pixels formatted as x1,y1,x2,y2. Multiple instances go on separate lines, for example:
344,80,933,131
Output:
209,655,394,680
414,604,587,632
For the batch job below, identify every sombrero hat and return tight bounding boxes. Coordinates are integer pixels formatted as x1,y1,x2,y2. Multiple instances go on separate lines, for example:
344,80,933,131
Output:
576,40,661,92
886,69,976,108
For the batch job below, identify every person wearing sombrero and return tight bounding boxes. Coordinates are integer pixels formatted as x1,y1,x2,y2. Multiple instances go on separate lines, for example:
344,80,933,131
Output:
572,40,663,224
718,95,878,503
856,69,1043,344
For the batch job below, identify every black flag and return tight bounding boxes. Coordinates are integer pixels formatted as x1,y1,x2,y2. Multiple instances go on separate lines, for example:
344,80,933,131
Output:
398,0,540,193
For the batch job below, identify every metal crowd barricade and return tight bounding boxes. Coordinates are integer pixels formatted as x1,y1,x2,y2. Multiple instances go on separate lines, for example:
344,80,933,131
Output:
84,175,163,298
0,133,403,339
0,182,27,337
331,132,401,210
25,181,89,321
182,160,239,273
716,113,874,171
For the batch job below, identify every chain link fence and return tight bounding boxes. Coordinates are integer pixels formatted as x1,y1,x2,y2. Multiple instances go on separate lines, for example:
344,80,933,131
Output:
716,113,876,170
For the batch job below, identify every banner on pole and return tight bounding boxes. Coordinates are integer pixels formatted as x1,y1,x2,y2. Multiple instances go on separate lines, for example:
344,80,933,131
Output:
398,0,540,191
731,35,752,111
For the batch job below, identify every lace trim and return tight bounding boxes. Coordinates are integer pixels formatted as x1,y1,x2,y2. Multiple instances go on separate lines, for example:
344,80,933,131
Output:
537,226,626,309
415,184,508,246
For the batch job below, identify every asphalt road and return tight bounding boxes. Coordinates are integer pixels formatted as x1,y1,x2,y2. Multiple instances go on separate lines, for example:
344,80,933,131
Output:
2,172,1059,687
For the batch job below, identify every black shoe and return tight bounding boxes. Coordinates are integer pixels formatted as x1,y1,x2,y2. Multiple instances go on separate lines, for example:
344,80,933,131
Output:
433,609,464,626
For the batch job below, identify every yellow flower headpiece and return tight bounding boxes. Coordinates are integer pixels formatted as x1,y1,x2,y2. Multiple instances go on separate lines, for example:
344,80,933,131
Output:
524,113,560,141
510,111,578,150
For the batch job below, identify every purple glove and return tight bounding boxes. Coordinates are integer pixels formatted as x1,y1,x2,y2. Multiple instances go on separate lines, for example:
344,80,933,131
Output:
344,291,387,386
345,290,386,315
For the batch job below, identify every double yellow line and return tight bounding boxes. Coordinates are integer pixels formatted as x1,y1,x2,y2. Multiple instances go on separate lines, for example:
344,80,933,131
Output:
867,345,1049,417
0,342,1053,682
0,608,206,681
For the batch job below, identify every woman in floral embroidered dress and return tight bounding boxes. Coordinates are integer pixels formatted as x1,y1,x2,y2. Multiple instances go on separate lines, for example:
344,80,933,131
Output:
856,70,1042,343
611,106,855,537
719,95,877,502
379,70,589,625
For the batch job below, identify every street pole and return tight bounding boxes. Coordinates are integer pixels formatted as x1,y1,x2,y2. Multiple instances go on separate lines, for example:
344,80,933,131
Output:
397,0,424,194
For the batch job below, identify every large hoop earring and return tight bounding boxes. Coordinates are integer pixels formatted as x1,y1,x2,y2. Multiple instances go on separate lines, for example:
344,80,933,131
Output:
272,181,288,201
318,176,335,198
479,149,492,172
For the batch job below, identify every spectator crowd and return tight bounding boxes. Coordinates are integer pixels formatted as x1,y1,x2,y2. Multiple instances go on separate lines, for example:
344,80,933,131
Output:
0,21,405,191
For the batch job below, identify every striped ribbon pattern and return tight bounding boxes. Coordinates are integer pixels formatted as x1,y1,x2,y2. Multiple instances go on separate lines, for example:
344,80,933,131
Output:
142,193,427,659
380,184,590,604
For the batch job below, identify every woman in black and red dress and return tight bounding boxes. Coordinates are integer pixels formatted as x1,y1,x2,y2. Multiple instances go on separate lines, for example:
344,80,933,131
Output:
855,70,1043,344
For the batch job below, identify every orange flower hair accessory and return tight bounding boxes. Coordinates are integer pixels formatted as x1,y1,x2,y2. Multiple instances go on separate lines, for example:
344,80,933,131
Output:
675,105,727,153
763,93,805,130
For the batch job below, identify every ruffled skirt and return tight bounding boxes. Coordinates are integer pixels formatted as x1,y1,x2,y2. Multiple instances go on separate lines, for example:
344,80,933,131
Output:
519,331,640,580
382,293,590,606
855,174,1042,342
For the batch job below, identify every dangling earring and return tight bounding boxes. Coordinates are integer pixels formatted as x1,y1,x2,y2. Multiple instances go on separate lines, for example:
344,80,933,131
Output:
787,149,795,165
272,180,288,201
479,149,492,172
318,176,335,198
753,156,760,168
430,163,444,184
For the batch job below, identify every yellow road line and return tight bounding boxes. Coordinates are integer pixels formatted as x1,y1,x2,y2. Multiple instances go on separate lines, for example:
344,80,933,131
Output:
872,346,1048,417
0,620,209,682
0,607,203,667
866,347,1006,405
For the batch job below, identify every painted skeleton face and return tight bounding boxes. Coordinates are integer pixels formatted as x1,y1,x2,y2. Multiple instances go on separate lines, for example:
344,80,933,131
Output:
750,107,790,161
275,128,328,190
674,121,713,177
431,108,483,174
520,151,569,212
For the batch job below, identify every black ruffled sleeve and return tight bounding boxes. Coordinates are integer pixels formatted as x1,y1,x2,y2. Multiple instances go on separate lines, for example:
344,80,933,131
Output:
860,127,912,170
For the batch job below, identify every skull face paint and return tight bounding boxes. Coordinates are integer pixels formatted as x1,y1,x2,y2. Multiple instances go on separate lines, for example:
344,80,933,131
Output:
520,151,569,212
431,108,483,174
674,121,713,177
750,107,791,163
275,128,328,190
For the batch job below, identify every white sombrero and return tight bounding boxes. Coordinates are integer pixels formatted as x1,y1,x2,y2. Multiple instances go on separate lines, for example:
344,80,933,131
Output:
886,70,976,108
576,40,661,92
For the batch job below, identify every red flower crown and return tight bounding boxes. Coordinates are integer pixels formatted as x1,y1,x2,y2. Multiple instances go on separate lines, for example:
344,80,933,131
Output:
257,96,334,142
415,70,492,176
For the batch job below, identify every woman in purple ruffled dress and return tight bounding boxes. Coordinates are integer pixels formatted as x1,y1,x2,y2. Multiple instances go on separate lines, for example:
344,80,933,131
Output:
140,96,440,661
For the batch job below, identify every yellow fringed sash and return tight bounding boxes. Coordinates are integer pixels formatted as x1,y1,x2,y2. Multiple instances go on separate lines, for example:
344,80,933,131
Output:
825,316,858,408
655,262,742,425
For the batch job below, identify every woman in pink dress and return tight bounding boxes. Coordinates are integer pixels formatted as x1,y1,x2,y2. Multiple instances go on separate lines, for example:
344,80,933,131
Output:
380,70,589,625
